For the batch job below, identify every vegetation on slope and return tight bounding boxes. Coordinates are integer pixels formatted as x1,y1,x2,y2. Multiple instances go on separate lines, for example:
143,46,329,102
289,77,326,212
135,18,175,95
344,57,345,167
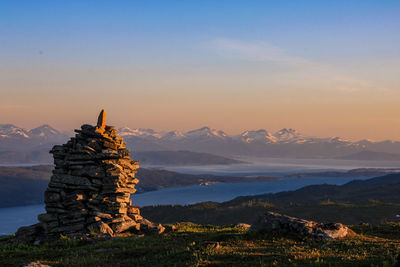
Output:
141,173,400,226
1,223,400,266
142,200,400,226
0,165,52,207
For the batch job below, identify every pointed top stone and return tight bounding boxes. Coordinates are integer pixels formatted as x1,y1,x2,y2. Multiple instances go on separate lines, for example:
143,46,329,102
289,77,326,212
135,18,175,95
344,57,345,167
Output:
97,109,106,129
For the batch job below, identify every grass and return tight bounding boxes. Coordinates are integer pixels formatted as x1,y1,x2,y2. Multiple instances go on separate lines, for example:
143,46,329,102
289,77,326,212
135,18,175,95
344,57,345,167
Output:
141,200,400,226
1,223,400,266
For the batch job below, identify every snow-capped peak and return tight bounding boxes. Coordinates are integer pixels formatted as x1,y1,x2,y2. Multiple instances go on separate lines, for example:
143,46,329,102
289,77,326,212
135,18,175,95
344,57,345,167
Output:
117,127,162,139
185,126,227,138
237,129,277,144
273,128,303,142
328,137,352,143
0,124,30,138
162,130,185,140
356,139,374,145
28,124,60,138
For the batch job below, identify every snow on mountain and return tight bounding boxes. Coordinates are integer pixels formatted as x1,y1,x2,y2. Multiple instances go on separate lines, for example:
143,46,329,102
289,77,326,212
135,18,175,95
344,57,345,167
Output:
236,129,277,144
355,139,374,147
118,127,163,139
185,127,228,139
273,128,304,143
113,126,378,148
2,123,399,158
162,130,185,141
327,137,353,144
28,124,60,138
0,124,381,148
0,124,30,139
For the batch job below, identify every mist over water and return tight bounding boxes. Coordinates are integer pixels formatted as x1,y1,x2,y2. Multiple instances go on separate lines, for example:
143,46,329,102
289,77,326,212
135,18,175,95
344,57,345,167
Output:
148,156,400,175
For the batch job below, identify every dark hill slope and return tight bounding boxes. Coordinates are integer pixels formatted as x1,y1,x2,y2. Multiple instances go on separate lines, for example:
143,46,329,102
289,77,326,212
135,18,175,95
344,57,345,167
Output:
142,174,400,225
241,173,400,204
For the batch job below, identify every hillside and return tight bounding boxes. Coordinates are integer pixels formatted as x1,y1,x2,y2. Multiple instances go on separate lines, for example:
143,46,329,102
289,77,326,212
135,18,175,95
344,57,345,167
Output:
249,173,400,203
0,165,53,207
0,150,52,164
141,173,400,226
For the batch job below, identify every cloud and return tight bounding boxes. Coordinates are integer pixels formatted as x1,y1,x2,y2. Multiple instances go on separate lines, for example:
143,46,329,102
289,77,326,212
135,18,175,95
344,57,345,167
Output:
205,38,390,94
207,38,316,67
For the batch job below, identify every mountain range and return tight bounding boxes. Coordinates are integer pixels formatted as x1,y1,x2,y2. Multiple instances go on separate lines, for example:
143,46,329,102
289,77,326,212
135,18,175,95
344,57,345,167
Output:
1,124,400,159
0,124,69,152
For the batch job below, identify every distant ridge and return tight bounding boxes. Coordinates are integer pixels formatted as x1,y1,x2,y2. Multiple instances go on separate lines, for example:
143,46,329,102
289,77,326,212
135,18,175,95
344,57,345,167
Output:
337,150,400,161
135,151,245,166
0,149,245,166
2,123,400,158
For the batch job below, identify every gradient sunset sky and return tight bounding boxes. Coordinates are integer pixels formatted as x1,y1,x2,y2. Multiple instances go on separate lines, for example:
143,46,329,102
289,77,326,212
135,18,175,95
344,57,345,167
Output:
1,1,399,140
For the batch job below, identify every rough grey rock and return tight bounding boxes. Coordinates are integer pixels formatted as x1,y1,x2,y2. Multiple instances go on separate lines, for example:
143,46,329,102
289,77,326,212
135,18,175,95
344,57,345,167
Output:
236,223,251,229
23,262,52,267
13,224,43,244
251,211,354,239
88,221,114,236
138,218,165,235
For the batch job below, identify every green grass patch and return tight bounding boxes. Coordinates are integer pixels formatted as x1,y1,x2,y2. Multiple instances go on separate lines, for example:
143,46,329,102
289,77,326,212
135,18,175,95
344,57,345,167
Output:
1,223,400,266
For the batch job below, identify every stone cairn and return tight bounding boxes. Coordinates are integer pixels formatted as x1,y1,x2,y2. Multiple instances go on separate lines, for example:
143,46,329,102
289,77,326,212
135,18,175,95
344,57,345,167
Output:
14,110,164,244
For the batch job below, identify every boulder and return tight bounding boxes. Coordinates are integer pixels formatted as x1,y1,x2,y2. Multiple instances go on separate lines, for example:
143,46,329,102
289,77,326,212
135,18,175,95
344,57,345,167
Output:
236,223,251,229
13,224,43,244
87,221,114,236
138,218,165,235
251,211,354,239
23,262,52,267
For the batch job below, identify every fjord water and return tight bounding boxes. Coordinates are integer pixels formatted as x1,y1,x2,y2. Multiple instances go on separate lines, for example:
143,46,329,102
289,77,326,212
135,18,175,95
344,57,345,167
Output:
0,175,375,235
2,157,400,235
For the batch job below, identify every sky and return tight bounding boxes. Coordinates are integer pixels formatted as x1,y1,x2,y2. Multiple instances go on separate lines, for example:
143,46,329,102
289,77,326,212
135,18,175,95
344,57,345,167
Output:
1,0,399,140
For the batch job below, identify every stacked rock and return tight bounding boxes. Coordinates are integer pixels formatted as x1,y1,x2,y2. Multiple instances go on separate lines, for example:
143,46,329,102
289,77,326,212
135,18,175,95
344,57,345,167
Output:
15,110,163,243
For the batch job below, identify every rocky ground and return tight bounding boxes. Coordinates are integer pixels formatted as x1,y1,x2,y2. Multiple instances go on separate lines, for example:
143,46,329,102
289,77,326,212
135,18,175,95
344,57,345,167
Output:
1,222,400,266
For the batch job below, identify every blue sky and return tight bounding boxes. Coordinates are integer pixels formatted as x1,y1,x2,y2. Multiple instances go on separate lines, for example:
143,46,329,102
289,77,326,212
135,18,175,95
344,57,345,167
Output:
1,1,400,140
2,1,399,63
